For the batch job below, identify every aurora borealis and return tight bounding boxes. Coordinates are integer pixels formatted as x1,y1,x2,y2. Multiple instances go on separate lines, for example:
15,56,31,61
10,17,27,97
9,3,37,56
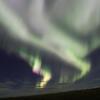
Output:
0,0,100,91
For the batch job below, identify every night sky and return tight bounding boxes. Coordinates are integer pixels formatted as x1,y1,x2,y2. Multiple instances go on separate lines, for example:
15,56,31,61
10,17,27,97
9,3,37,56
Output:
0,48,100,97
0,0,100,97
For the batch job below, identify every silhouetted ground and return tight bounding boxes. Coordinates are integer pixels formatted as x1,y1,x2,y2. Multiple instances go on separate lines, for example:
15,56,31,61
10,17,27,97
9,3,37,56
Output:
2,88,100,100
